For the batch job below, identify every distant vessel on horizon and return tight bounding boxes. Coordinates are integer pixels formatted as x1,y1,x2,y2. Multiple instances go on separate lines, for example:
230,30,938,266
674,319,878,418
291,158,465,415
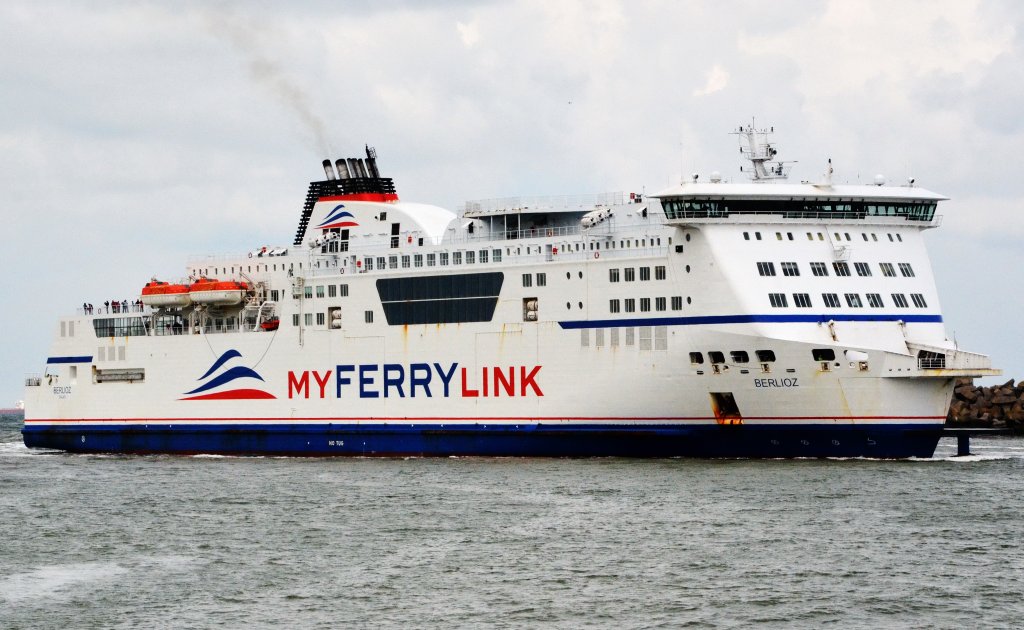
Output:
1,400,25,416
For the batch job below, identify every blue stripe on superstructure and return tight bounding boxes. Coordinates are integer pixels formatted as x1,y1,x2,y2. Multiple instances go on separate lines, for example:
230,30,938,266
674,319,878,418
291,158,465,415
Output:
557,313,943,329
46,356,93,364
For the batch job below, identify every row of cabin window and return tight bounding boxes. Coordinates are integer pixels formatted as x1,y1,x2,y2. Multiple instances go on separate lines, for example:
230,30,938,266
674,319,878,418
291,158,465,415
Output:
363,249,503,271
744,231,904,243
609,296,689,313
194,262,300,276
757,261,914,278
301,284,350,299
608,266,667,282
580,326,668,350
294,311,375,327
768,292,928,308
690,349,776,365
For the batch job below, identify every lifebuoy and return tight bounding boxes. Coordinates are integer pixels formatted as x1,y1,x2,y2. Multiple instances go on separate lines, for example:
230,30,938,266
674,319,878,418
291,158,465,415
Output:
248,252,253,258
594,252,600,259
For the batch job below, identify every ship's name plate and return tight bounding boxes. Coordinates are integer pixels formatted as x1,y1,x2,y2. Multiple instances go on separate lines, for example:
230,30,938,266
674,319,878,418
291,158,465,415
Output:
753,378,799,388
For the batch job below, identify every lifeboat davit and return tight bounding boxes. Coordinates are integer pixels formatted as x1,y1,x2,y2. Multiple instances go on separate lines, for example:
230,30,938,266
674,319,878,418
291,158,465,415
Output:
140,280,192,308
189,278,249,305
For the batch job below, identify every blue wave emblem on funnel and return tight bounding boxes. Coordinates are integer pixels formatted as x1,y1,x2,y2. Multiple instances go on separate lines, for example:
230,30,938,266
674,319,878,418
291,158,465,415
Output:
316,204,359,229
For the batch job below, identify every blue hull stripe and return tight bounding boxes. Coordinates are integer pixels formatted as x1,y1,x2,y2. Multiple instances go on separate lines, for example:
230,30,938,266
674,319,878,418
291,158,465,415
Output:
46,355,94,364
22,422,943,458
558,313,942,329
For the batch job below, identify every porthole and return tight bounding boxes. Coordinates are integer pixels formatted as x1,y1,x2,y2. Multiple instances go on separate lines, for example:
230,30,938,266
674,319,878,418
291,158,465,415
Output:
685,265,690,273
566,272,570,279
687,297,692,304
578,301,583,309
566,302,571,310
578,271,583,279
685,233,691,242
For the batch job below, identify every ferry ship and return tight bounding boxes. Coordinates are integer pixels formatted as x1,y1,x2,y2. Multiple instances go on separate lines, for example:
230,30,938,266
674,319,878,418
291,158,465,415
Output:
22,127,999,457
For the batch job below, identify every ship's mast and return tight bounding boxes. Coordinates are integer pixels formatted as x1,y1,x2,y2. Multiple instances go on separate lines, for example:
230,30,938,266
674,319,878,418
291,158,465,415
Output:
732,121,795,182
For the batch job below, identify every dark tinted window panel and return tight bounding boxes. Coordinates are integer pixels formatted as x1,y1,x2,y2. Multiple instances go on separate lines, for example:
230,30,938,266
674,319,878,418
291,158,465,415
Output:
376,273,504,325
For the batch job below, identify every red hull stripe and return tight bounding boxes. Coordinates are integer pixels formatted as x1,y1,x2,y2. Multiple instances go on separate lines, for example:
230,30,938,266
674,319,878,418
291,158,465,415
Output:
179,389,277,401
319,193,398,202
318,221,360,229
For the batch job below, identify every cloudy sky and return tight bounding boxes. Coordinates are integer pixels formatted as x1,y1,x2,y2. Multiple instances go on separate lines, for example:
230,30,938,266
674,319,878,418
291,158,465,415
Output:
2,0,1022,405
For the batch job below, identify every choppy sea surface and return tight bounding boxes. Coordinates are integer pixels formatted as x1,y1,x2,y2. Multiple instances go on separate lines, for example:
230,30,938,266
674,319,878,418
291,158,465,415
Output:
2,416,1023,629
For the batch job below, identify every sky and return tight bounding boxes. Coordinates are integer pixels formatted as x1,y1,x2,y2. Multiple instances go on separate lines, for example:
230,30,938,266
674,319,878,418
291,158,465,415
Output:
2,0,1022,405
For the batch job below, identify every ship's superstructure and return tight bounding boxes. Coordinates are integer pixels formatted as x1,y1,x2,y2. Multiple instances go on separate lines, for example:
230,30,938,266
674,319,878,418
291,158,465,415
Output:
23,129,998,457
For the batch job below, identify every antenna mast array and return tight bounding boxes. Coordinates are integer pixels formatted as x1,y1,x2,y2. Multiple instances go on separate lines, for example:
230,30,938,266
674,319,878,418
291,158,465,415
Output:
732,121,796,181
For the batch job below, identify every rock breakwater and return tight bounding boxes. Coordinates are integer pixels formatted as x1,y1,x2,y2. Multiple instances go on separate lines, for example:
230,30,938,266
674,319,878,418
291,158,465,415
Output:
947,378,1024,430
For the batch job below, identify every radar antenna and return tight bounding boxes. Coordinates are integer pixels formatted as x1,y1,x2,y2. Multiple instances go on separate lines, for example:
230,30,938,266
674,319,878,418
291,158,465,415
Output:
731,121,796,181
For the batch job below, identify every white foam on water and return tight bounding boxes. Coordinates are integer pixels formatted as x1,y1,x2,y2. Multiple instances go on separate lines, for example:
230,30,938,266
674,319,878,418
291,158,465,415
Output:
0,441,59,457
0,562,129,605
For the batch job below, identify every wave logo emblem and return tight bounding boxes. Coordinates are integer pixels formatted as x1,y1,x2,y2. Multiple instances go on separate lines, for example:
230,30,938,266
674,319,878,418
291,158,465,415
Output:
316,204,359,230
180,349,276,400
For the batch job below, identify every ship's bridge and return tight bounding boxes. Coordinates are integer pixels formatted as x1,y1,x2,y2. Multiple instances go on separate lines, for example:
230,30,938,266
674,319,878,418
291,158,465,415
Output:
652,182,947,224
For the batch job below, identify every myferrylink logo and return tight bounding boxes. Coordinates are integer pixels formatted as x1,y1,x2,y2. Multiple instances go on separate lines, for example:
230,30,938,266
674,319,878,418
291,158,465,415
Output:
181,349,277,400
287,364,543,399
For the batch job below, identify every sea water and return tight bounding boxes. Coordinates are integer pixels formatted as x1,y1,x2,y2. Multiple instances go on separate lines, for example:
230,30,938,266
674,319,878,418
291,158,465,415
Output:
2,416,1022,629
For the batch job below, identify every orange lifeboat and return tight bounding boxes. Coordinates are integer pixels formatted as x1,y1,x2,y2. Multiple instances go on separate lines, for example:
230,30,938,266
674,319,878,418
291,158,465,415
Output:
189,278,249,305
140,280,192,308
